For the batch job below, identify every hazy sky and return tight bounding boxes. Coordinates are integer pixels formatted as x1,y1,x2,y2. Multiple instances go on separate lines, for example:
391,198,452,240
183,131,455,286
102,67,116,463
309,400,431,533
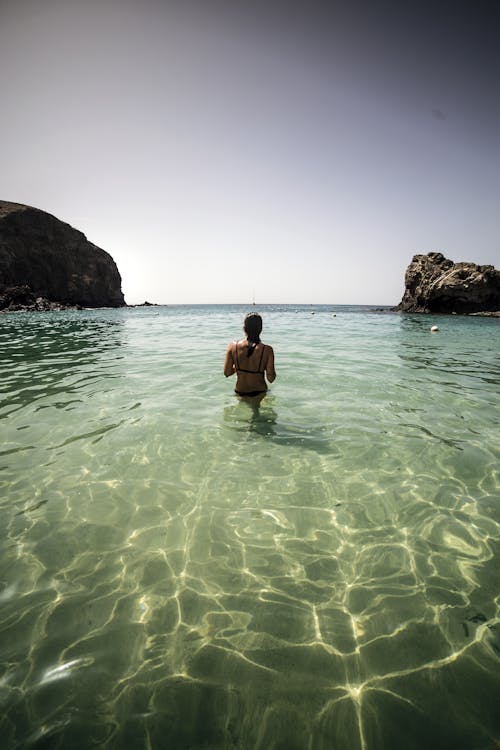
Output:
1,0,499,305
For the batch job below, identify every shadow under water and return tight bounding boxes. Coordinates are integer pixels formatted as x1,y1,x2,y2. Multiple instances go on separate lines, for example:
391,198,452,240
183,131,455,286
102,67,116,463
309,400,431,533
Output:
223,397,336,454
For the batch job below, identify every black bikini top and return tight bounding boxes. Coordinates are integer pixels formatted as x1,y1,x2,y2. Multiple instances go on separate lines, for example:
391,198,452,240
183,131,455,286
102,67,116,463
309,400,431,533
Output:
234,341,266,374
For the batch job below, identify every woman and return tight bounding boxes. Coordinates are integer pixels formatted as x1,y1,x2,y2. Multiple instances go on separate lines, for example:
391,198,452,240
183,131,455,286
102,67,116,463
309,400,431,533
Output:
224,312,276,397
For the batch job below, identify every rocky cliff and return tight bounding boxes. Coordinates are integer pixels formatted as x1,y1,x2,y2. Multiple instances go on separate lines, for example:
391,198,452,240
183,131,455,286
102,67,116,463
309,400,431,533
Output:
398,252,500,314
0,201,125,310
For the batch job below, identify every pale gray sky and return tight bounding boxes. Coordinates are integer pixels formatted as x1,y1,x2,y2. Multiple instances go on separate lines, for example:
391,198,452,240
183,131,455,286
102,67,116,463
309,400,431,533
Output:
1,0,499,304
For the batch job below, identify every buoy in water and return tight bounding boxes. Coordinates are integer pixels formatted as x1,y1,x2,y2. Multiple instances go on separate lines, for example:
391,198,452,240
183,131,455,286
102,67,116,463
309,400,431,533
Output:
431,325,439,332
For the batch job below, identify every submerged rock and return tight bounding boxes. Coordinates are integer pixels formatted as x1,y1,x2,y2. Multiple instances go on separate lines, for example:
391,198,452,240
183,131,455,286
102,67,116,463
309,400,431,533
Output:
398,252,500,314
0,200,125,311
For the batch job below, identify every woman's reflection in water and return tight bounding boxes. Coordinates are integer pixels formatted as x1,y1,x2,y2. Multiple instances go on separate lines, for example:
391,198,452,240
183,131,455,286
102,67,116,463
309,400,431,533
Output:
223,394,278,438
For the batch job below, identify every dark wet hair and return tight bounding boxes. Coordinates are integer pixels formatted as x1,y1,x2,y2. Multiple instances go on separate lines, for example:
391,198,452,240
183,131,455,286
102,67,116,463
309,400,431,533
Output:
243,313,262,357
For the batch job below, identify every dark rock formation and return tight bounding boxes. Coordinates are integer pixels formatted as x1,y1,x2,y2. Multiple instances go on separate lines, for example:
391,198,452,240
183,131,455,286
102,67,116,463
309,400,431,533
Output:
398,252,500,314
0,201,125,311
0,284,82,312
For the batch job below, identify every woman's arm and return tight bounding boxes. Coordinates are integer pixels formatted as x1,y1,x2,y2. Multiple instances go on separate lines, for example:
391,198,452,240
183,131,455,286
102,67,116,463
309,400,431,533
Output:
265,346,276,383
224,343,235,377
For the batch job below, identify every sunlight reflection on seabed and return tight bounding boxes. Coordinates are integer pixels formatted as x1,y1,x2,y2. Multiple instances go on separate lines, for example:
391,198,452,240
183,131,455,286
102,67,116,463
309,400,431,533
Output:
1,307,499,749
94,399,499,749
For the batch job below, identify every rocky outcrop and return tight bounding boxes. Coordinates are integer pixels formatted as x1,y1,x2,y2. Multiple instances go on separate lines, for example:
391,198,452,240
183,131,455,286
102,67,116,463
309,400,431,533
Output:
398,252,500,314
0,201,125,311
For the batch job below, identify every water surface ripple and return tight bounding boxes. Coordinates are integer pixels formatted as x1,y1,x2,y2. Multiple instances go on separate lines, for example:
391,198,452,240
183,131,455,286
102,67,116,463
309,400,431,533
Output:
0,306,499,749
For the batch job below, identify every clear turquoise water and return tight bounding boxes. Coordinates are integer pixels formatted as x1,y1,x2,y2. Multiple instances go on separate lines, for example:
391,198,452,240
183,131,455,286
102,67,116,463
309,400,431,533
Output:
0,304,499,750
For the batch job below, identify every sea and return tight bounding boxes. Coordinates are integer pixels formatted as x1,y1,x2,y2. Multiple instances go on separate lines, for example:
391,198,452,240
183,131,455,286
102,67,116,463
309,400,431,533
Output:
0,304,499,750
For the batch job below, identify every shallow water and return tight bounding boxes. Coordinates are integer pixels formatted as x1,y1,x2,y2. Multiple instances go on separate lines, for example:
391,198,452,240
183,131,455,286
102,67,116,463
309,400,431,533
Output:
1,304,499,749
